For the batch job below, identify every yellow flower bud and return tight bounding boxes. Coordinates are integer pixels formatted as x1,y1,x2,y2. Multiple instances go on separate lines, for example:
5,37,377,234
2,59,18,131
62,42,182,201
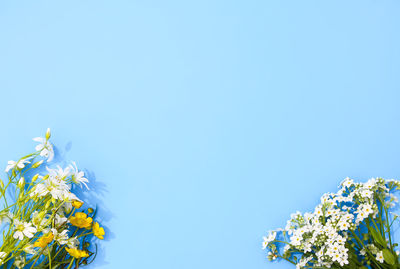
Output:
18,177,25,189
45,128,51,140
31,174,39,183
32,160,43,168
72,200,83,209
37,211,46,220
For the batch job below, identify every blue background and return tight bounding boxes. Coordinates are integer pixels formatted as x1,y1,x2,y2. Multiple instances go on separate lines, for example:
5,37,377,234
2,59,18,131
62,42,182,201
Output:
1,1,400,268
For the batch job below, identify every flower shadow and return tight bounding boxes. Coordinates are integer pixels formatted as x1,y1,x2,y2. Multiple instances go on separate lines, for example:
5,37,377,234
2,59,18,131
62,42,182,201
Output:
55,143,115,268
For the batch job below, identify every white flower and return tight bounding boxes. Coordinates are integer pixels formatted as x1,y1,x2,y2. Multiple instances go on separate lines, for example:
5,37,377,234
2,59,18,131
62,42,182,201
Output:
0,211,12,225
262,231,276,249
67,236,79,248
290,234,302,246
5,158,29,172
46,165,71,182
341,177,354,188
314,206,323,216
33,133,54,162
267,251,277,261
262,177,399,268
54,214,68,226
31,211,49,231
303,243,312,253
376,251,384,263
365,178,377,189
69,162,89,189
62,191,81,203
52,228,69,245
13,220,37,240
32,176,70,200
23,244,36,255
297,256,312,269
283,244,290,253
0,252,7,265
360,189,373,199
13,255,25,269
61,202,73,214
338,220,350,231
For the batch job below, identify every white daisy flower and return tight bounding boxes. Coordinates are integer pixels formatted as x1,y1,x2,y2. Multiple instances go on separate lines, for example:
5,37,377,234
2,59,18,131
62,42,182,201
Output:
69,162,89,189
46,165,71,182
13,219,37,240
32,176,70,200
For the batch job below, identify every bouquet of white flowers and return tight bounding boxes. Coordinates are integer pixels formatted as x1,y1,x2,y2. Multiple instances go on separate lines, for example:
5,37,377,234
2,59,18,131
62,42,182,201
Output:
0,129,105,268
263,177,400,268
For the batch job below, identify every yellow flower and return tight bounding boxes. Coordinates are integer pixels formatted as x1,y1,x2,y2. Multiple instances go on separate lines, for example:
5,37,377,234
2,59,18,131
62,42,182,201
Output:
34,232,54,248
66,248,89,259
72,200,83,209
69,212,92,229
93,222,105,240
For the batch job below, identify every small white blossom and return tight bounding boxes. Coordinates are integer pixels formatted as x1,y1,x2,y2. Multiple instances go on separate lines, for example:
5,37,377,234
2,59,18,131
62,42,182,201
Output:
13,256,25,269
0,252,7,265
32,176,70,200
69,162,89,189
23,244,36,255
5,158,29,172
46,165,71,182
33,131,54,162
376,251,384,263
52,228,69,245
262,231,276,249
67,236,80,248
13,219,37,240
54,214,68,227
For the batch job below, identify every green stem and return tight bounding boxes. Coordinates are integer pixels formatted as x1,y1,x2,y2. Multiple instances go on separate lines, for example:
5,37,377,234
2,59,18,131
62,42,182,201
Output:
66,258,75,269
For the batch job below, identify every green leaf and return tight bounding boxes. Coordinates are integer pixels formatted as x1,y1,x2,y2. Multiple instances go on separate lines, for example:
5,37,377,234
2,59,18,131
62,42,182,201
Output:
382,249,395,265
370,228,386,246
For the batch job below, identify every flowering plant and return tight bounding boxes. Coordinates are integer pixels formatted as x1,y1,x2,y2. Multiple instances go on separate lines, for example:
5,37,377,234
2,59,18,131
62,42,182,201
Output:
0,129,105,268
263,177,400,268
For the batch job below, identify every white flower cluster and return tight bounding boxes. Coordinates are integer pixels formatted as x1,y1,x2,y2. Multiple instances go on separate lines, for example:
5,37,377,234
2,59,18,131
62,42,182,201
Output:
30,164,89,202
0,129,91,267
263,177,400,268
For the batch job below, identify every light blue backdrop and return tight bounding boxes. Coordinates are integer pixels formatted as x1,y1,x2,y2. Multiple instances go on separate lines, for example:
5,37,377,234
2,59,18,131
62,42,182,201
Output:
1,1,400,268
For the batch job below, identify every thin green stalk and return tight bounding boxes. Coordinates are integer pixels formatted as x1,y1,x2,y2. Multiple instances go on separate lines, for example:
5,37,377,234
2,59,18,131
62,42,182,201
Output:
66,258,75,269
